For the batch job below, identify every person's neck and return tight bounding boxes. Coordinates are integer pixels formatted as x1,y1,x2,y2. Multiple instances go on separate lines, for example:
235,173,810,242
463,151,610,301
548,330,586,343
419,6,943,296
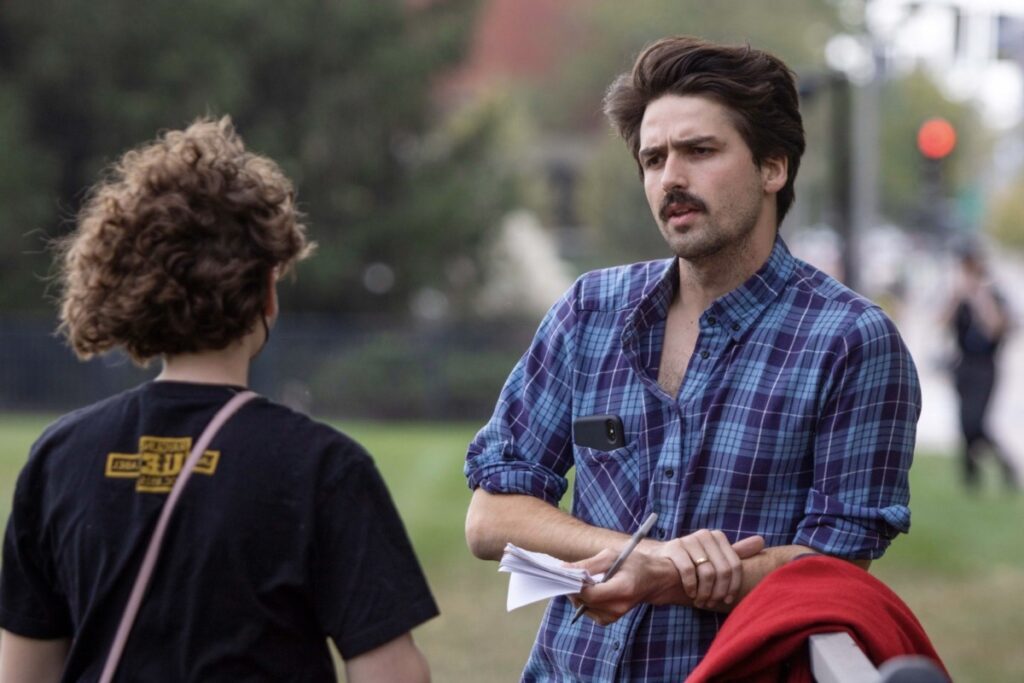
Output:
157,343,252,387
677,226,776,313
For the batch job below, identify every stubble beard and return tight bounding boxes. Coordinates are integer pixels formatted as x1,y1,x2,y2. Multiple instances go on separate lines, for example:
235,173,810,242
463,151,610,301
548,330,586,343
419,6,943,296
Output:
660,207,758,264
662,219,731,261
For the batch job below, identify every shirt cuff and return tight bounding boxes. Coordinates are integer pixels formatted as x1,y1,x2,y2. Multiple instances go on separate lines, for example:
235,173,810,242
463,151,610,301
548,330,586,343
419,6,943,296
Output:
794,489,910,559
465,443,568,505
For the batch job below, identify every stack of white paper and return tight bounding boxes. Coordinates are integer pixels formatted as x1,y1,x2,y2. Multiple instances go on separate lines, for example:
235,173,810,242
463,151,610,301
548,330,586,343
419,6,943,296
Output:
499,544,605,611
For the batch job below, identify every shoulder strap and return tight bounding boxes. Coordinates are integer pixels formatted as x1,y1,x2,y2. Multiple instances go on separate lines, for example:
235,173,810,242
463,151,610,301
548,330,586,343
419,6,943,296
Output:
99,390,259,683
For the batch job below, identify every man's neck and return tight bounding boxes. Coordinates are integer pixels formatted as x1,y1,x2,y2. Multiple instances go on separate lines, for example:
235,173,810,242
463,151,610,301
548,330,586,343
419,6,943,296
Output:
157,343,252,387
676,229,776,314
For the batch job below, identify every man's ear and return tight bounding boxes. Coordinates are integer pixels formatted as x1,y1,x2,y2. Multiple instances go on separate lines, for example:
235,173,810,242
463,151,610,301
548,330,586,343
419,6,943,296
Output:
761,156,788,195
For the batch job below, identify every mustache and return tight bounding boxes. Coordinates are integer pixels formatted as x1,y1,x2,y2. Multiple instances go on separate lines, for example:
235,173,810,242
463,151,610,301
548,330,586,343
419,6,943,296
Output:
659,189,707,221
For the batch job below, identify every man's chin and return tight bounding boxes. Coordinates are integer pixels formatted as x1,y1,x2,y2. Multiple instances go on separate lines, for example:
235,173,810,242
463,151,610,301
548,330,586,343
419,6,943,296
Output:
665,236,725,262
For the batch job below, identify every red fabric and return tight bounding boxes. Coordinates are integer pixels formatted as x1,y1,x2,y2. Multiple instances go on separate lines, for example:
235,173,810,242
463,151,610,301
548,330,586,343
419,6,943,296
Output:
686,555,947,682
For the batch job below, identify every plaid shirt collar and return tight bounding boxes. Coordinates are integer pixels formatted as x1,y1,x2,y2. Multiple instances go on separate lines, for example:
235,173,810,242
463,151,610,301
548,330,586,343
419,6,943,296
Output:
623,236,796,361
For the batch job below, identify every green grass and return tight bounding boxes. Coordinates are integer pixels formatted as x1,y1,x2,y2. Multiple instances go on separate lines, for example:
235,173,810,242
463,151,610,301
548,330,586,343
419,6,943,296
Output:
1,416,1022,681
871,450,1024,682
0,414,52,523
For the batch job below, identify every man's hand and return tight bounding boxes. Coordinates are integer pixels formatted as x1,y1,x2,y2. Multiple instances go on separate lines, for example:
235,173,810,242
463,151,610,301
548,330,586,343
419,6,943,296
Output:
567,531,765,625
662,530,766,609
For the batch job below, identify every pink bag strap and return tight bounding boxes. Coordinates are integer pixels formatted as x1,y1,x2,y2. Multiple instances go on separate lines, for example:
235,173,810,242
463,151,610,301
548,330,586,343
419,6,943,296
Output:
99,390,259,683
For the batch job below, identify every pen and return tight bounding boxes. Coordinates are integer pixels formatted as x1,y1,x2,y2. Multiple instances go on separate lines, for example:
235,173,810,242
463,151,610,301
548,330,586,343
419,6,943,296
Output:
570,511,658,624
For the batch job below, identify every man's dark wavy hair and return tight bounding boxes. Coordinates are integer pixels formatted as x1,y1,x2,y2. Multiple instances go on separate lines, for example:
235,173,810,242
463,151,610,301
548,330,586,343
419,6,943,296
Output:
604,36,806,225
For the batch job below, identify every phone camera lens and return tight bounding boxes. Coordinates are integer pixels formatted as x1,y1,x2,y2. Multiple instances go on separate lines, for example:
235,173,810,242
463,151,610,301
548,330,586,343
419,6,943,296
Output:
605,419,617,442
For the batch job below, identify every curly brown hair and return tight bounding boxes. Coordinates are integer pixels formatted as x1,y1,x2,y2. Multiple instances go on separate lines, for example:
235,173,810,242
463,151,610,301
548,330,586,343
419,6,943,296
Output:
57,116,314,365
604,36,806,225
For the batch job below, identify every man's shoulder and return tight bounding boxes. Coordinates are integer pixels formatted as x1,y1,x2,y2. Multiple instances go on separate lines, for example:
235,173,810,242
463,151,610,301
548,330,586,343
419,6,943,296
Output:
573,259,674,312
788,258,870,308
784,258,903,341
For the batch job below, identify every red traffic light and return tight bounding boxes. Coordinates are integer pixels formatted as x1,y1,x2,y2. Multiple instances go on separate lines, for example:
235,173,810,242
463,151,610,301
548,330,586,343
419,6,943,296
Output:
917,117,956,159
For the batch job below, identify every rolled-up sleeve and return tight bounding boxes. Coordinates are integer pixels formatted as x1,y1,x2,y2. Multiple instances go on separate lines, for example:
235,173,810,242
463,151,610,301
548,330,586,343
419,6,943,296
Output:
465,283,581,506
795,306,921,559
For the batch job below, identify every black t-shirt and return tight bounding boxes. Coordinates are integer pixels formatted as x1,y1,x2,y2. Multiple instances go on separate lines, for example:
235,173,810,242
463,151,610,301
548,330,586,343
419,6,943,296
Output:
0,381,438,681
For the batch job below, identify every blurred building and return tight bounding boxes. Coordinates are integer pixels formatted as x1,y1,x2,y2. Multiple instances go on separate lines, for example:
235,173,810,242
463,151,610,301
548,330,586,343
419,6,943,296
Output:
444,0,588,94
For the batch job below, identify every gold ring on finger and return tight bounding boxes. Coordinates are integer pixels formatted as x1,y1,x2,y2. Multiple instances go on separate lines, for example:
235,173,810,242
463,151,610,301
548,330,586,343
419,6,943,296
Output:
693,556,709,566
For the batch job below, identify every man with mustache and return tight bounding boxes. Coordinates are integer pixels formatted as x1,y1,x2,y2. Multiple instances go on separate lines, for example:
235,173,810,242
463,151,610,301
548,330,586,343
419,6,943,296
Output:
464,36,920,680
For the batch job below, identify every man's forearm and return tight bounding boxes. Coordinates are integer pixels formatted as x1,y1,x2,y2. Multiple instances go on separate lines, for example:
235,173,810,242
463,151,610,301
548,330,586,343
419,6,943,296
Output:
465,492,873,615
711,545,870,613
727,545,813,609
465,488,635,561
575,541,870,625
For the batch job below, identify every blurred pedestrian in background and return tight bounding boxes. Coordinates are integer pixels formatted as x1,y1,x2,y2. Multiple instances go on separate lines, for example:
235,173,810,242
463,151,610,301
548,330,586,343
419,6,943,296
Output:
0,117,436,682
943,242,1020,492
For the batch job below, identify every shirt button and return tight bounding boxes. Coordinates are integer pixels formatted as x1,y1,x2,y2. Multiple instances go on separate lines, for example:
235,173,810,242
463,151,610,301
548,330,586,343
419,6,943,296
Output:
612,640,621,651
731,323,740,332
700,350,710,360
707,316,717,325
665,467,674,478
657,527,667,538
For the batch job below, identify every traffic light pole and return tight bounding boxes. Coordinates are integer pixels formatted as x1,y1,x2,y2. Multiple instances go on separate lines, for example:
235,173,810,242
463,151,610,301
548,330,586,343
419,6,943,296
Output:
830,74,857,293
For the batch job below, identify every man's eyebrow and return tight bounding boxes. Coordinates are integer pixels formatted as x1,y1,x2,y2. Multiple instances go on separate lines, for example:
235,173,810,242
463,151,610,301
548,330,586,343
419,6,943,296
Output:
672,135,719,149
638,143,665,160
639,135,720,159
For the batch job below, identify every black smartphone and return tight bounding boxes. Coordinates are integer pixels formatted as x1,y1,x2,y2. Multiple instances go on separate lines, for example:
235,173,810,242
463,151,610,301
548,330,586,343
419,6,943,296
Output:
573,414,626,451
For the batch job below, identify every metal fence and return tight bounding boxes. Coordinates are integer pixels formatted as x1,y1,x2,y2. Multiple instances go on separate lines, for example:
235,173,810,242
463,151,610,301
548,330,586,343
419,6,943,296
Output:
0,313,535,421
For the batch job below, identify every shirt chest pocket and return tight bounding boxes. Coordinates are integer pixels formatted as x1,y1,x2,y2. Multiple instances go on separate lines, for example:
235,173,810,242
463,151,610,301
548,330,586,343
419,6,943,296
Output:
570,440,644,530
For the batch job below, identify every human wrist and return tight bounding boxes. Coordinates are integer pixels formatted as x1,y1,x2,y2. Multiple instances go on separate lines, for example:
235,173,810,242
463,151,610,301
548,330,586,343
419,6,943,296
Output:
643,542,691,606
636,537,663,554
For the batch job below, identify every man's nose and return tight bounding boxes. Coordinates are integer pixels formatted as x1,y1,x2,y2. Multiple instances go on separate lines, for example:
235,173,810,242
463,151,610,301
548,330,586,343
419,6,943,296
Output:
660,154,688,193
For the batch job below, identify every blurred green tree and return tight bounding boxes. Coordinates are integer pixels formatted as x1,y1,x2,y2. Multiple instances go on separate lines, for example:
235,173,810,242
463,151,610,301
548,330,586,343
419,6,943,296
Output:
0,0,527,313
0,81,59,310
988,172,1024,249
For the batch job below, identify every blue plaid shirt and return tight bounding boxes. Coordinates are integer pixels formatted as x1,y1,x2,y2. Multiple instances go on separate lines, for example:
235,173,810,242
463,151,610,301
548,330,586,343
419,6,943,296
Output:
465,238,921,682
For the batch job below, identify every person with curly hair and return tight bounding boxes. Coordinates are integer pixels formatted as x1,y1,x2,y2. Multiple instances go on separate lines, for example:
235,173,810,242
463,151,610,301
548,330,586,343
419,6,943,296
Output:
0,117,437,682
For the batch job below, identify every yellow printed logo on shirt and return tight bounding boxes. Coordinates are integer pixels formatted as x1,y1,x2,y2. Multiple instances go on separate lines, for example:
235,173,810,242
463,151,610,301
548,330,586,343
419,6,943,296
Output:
105,436,220,493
